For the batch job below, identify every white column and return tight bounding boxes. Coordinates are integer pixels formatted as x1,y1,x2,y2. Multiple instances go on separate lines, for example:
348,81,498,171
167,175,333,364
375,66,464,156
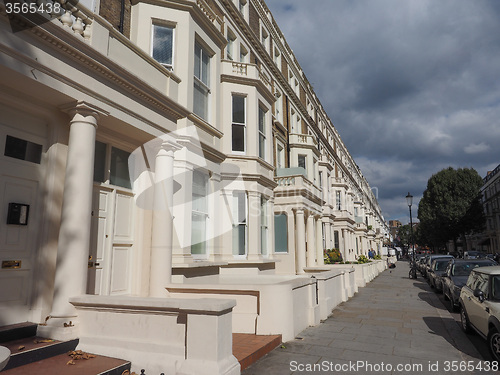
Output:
149,140,181,297
324,221,331,250
306,214,315,267
316,217,324,266
295,209,306,274
45,102,105,332
287,208,296,272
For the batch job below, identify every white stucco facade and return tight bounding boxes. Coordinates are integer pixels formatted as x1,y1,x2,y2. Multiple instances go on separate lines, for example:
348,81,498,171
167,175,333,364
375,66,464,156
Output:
0,0,387,373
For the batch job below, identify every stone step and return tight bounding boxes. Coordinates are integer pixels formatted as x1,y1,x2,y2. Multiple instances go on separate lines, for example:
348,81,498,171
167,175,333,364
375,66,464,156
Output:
1,352,131,375
232,333,282,370
0,322,37,343
2,336,78,370
0,322,130,375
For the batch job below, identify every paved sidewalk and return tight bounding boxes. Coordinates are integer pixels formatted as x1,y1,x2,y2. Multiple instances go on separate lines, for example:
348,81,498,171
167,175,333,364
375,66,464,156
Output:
243,261,495,375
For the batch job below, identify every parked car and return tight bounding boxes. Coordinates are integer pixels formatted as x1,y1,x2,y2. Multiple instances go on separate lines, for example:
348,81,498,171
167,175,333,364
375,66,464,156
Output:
442,259,497,311
428,258,452,291
464,251,481,259
423,255,453,279
459,266,500,361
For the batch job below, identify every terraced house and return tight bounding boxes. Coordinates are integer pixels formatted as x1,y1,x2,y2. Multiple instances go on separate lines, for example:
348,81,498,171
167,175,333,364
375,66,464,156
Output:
0,0,387,373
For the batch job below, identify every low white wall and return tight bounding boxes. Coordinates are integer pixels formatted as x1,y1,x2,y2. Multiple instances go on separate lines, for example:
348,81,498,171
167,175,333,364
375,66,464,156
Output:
70,295,240,375
313,270,344,320
168,276,316,342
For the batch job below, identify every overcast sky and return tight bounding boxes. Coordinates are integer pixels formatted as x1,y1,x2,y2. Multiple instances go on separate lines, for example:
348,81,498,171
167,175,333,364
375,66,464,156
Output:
265,0,500,224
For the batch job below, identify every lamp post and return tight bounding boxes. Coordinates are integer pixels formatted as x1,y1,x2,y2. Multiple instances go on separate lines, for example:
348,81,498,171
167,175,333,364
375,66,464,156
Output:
406,192,416,277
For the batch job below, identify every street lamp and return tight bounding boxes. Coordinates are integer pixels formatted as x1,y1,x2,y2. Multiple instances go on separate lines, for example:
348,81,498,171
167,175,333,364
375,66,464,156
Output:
406,192,416,276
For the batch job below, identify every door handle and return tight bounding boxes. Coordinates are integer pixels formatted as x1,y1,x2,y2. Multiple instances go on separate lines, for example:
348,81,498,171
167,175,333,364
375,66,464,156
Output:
95,263,100,267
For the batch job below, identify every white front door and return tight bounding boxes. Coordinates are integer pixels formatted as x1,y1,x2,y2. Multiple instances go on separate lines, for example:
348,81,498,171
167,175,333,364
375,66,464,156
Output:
87,186,134,295
0,119,45,325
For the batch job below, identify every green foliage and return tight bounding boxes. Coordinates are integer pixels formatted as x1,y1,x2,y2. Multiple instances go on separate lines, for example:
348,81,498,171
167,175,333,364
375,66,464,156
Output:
418,167,485,250
324,248,343,264
373,254,382,260
356,255,370,264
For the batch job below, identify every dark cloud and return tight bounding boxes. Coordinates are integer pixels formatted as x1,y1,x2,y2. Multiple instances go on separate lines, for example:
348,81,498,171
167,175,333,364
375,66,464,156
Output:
266,0,500,223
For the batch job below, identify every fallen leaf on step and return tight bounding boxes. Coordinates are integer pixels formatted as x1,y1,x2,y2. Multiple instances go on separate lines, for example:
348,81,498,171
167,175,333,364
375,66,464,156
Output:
67,360,76,365
34,339,55,344
18,345,25,351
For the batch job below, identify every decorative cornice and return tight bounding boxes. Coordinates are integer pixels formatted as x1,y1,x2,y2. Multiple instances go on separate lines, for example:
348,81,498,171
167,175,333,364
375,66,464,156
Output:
220,74,274,104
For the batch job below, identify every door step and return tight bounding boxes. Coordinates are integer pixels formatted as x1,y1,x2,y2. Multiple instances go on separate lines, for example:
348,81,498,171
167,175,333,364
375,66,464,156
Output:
0,322,130,375
1,352,131,375
233,333,282,370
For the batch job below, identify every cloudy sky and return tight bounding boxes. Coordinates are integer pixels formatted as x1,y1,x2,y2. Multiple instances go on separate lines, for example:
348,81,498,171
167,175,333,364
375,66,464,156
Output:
265,0,500,224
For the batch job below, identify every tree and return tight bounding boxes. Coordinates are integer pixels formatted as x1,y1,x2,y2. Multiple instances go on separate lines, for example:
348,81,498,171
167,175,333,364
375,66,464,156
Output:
418,167,485,252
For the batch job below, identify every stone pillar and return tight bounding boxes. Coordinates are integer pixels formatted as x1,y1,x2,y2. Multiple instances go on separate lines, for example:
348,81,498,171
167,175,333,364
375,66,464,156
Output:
306,214,315,267
286,208,296,272
324,221,331,250
295,209,306,274
316,217,324,266
40,102,107,339
149,139,182,297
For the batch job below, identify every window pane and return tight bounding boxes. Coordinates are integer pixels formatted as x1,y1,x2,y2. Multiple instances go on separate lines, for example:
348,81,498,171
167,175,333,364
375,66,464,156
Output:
93,141,106,183
233,224,246,255
191,212,206,255
259,133,265,158
110,147,131,189
192,171,208,213
232,124,245,152
4,135,42,164
194,81,209,120
274,214,288,253
298,155,306,170
152,25,173,67
232,96,245,124
259,107,265,133
194,43,201,80
202,50,210,86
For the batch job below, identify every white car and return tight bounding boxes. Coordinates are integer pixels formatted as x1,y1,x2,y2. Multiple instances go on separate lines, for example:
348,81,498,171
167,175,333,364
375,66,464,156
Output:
459,266,500,361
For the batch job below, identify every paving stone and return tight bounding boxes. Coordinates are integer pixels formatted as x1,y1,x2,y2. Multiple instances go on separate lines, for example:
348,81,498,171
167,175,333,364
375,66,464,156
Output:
243,261,487,375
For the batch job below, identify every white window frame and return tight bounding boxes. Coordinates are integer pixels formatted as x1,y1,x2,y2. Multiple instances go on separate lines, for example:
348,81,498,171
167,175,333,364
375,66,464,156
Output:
258,105,267,160
194,41,211,121
232,191,247,258
232,94,246,154
273,46,281,68
276,140,285,171
261,26,269,53
191,170,209,258
298,154,307,172
239,44,248,63
226,28,236,60
260,196,268,256
151,22,175,71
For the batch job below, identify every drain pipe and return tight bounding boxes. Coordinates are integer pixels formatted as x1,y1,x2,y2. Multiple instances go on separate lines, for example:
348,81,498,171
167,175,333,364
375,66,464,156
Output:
119,0,125,34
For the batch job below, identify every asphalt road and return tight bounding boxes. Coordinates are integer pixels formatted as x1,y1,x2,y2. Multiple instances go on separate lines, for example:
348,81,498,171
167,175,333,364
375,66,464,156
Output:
417,265,493,362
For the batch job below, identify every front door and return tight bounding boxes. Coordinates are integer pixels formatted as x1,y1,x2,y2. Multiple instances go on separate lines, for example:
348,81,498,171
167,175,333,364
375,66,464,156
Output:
0,119,45,325
87,186,134,295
